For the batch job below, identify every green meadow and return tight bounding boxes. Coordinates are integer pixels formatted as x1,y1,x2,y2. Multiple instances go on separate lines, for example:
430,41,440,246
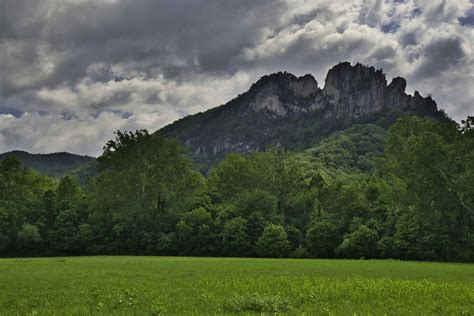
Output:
0,257,472,315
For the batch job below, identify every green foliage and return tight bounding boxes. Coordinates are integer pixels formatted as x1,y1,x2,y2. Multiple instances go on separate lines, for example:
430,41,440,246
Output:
227,294,291,313
95,130,204,213
17,224,42,250
0,151,94,178
306,220,340,258
256,224,290,258
234,190,279,221
221,217,250,257
307,124,387,172
176,207,214,255
89,130,205,254
289,245,311,258
0,118,472,261
0,207,15,253
382,116,474,261
208,154,254,200
336,224,379,259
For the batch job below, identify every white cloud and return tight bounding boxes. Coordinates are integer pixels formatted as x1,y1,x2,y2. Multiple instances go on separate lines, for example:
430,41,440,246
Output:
0,71,253,156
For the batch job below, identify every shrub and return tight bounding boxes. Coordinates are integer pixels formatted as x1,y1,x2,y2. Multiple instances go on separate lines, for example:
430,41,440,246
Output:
226,294,291,313
289,245,311,258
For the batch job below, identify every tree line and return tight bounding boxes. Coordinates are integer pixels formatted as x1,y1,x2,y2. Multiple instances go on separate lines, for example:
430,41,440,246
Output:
0,116,472,261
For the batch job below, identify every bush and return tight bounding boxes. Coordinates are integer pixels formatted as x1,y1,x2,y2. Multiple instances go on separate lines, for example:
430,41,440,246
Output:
226,294,291,313
289,245,311,258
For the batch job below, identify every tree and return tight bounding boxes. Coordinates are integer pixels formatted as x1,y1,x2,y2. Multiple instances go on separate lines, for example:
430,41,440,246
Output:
306,220,340,258
383,116,474,260
308,124,387,172
0,207,16,254
336,224,379,259
0,156,54,206
286,190,318,230
246,211,268,249
256,224,290,258
56,176,83,210
234,190,279,222
89,130,205,254
285,225,303,251
49,208,89,255
95,130,205,214
221,217,250,257
17,224,42,251
207,154,254,201
176,207,214,255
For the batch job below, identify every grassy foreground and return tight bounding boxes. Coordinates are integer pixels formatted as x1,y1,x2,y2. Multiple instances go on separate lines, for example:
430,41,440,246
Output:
0,257,472,315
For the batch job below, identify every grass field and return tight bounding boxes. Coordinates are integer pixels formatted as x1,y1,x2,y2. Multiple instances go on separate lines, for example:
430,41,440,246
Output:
0,257,472,315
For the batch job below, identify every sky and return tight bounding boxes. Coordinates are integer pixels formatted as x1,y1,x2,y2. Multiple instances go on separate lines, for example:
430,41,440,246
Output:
0,0,473,157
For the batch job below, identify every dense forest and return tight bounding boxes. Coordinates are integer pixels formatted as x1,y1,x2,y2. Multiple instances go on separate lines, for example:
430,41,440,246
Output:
0,116,472,261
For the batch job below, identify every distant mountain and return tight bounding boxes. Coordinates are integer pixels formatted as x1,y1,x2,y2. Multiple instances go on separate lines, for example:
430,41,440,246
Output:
0,151,95,178
159,62,448,171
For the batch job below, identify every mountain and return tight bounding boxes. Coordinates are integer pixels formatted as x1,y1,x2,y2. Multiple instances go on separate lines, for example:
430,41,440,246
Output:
0,151,95,178
1,62,449,177
159,62,448,170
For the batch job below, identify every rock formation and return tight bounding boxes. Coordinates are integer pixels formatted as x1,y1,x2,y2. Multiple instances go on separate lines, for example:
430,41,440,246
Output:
159,62,446,167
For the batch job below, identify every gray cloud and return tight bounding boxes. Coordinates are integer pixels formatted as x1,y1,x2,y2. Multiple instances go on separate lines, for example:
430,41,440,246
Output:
412,36,466,79
0,0,473,156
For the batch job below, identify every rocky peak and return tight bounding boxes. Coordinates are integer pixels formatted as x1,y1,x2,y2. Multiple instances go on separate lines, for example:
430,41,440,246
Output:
323,62,387,117
247,71,321,116
289,74,319,97
387,77,407,93
385,77,409,108
249,72,319,96
408,91,439,116
323,62,387,91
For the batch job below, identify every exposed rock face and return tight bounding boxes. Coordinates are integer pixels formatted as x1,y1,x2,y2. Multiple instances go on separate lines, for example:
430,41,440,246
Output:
323,62,387,117
385,77,409,108
246,72,321,117
159,62,446,167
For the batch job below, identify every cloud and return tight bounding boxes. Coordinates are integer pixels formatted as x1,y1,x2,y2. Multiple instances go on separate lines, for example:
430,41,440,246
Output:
411,36,467,79
0,71,253,156
0,0,473,155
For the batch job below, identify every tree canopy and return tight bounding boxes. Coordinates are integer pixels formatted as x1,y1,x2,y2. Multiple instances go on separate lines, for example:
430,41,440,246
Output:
0,117,472,261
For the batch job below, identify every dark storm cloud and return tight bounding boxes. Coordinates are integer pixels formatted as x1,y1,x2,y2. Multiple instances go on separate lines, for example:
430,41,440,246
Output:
412,36,466,79
0,0,473,155
0,0,283,96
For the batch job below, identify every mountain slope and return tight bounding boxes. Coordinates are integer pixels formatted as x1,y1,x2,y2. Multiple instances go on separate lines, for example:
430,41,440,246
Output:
306,124,387,173
159,62,448,171
0,151,95,178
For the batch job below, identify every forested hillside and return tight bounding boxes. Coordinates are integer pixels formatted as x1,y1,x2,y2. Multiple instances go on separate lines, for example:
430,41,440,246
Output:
1,116,472,261
0,151,95,178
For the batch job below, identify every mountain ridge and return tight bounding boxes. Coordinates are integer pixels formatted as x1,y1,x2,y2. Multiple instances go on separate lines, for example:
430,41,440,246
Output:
1,62,449,176
159,62,448,170
0,150,95,178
